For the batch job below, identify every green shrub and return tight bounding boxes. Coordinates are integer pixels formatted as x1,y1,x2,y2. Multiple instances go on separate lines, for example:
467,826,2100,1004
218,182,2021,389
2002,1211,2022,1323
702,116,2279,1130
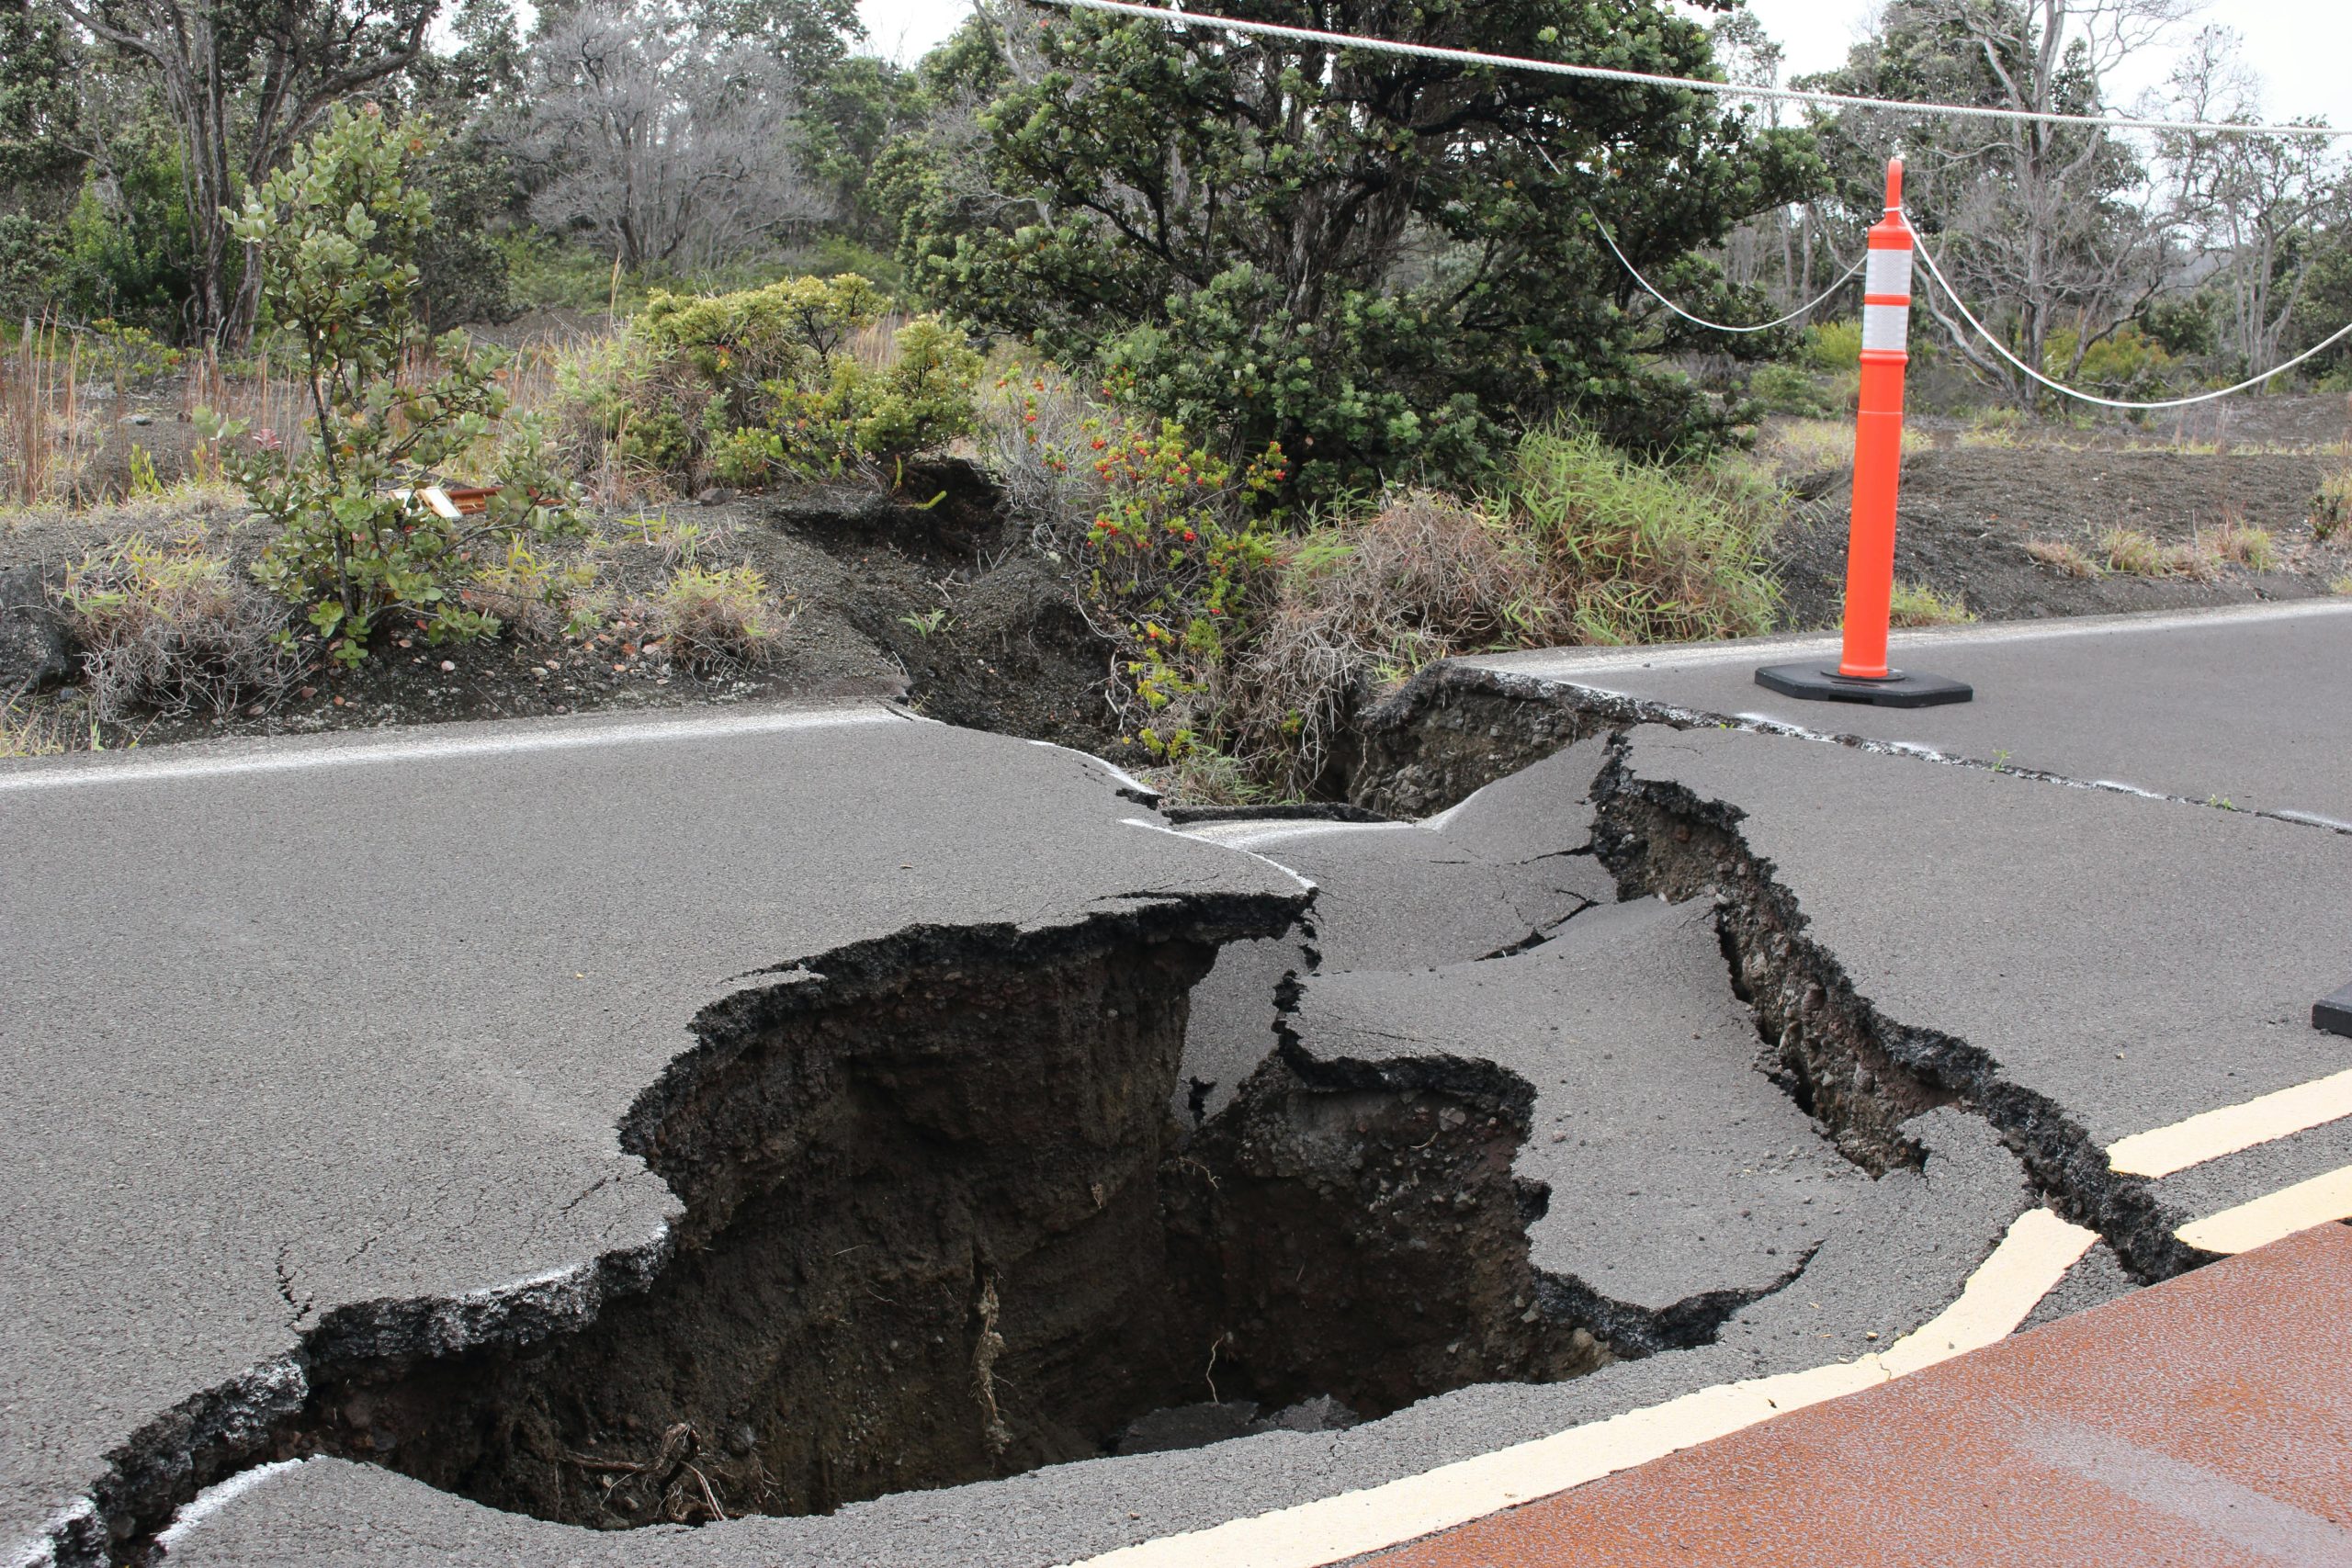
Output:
1749,362,1836,416
562,275,980,492
57,131,209,336
979,367,1286,761
78,320,184,385
2047,324,2173,398
2312,467,2352,542
204,105,582,665
1804,321,1863,371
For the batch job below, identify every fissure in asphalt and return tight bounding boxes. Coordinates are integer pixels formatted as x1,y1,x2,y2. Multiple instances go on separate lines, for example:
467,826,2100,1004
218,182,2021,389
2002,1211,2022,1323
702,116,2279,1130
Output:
214,910,1611,1538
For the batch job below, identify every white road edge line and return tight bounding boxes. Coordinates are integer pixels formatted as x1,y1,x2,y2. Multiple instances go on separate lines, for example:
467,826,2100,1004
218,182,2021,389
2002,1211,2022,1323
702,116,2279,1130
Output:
0,705,907,793
152,1461,307,1553
1463,598,2352,682
2108,1067,2352,1179
1065,1209,2097,1568
2177,1165,2352,1255
1179,818,1417,850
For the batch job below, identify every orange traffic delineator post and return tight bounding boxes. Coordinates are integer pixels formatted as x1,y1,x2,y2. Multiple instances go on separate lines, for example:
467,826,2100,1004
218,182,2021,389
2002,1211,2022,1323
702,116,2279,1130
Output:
1758,160,1973,709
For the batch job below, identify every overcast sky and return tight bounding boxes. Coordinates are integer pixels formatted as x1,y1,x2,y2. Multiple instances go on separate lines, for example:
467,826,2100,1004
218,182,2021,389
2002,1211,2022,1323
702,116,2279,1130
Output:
854,0,2352,127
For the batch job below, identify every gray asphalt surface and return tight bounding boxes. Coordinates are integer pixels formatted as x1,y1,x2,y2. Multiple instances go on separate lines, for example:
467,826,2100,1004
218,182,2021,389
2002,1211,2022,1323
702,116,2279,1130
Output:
1462,600,2352,828
1289,897,1864,1343
1174,741,1613,1119
0,703,1304,1567
154,1113,2033,1568
1611,723,2352,1153
22,643,2335,1568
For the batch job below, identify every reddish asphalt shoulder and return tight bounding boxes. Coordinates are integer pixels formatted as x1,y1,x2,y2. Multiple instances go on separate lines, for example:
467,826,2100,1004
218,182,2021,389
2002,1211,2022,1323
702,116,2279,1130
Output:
1372,1222,2352,1568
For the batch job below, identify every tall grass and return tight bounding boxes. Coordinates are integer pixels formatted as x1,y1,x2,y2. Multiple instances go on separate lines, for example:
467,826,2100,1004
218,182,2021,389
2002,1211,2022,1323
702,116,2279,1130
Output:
1504,429,1781,646
2,319,88,504
1226,428,1785,792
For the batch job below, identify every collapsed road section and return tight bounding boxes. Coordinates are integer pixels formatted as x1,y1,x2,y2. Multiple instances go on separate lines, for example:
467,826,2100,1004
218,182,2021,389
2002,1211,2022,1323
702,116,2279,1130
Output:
22,637,2345,1568
118,716,2045,1568
0,706,1332,1561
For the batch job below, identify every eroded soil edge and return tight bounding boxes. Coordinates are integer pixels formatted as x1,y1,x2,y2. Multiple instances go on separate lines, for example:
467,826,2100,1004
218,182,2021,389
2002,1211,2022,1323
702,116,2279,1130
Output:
77,886,1634,1562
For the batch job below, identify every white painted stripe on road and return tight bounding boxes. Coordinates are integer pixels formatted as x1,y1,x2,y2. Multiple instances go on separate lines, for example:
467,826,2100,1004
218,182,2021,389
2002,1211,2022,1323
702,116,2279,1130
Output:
1066,1210,2096,1568
1179,818,1417,851
2177,1165,2352,1254
1121,818,1318,893
153,1460,307,1553
1873,1208,2099,1375
1464,598,2352,682
1026,737,1160,801
0,704,908,794
2108,1067,2352,1179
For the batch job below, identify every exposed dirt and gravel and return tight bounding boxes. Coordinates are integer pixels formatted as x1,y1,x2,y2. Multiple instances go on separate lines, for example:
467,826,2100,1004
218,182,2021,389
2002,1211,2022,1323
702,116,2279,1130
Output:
9,396,2349,767
1,458,1125,757
1770,443,2351,632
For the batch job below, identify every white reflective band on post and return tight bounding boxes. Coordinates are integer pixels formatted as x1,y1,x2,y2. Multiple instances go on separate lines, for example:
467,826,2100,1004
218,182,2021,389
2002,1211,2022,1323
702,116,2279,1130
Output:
1862,302,1911,353
1864,247,1915,300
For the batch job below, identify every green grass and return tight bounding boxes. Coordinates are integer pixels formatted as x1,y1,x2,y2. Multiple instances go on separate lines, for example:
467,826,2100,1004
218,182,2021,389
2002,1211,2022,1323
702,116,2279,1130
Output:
2205,520,2277,572
1502,428,1782,647
2101,526,2218,580
1884,580,1975,628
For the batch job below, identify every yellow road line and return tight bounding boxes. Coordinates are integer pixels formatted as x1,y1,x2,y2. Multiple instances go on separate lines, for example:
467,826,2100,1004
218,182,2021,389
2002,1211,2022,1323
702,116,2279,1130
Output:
1065,1210,2096,1568
2108,1067,2352,1179
2177,1166,2352,1255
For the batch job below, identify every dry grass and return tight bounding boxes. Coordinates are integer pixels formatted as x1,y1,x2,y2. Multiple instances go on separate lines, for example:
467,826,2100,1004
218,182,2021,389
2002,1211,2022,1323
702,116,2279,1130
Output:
1227,491,1547,792
1884,580,1975,627
2102,526,2219,580
2,321,95,503
2022,537,2103,578
2203,519,2278,572
56,533,295,720
648,563,786,669
2332,574,2352,596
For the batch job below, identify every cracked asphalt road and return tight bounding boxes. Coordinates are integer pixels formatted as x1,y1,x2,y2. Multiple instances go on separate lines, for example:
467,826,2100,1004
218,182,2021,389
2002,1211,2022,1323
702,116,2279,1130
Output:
1458,598,2352,828
15,600,2352,1568
0,704,1304,1566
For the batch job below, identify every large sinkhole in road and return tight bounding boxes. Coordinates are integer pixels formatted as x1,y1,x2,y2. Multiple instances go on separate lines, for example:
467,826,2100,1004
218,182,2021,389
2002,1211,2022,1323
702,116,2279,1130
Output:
294,920,1610,1529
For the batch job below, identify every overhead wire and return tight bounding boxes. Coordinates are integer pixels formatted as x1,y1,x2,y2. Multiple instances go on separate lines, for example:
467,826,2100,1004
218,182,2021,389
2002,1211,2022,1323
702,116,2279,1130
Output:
1904,218,2352,411
1035,0,2352,408
1033,0,2352,141
1590,214,1866,333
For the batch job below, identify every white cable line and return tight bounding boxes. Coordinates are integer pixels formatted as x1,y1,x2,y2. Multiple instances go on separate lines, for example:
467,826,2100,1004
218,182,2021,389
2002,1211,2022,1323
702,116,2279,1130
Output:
1034,0,2352,141
1905,216,2352,411
1591,214,1867,333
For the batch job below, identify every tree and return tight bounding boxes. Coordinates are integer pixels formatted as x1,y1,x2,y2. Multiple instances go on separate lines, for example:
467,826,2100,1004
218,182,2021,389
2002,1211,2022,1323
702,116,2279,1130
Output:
897,0,1819,497
1804,0,2188,405
704,0,860,75
521,0,822,273
797,53,923,245
0,0,86,312
51,0,436,346
213,103,577,660
2155,27,2344,377
407,0,530,324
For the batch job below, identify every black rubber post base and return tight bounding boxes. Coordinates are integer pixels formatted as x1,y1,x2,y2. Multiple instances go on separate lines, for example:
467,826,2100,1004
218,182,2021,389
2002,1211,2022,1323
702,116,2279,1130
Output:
1755,663,1974,708
2317,984,2352,1039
